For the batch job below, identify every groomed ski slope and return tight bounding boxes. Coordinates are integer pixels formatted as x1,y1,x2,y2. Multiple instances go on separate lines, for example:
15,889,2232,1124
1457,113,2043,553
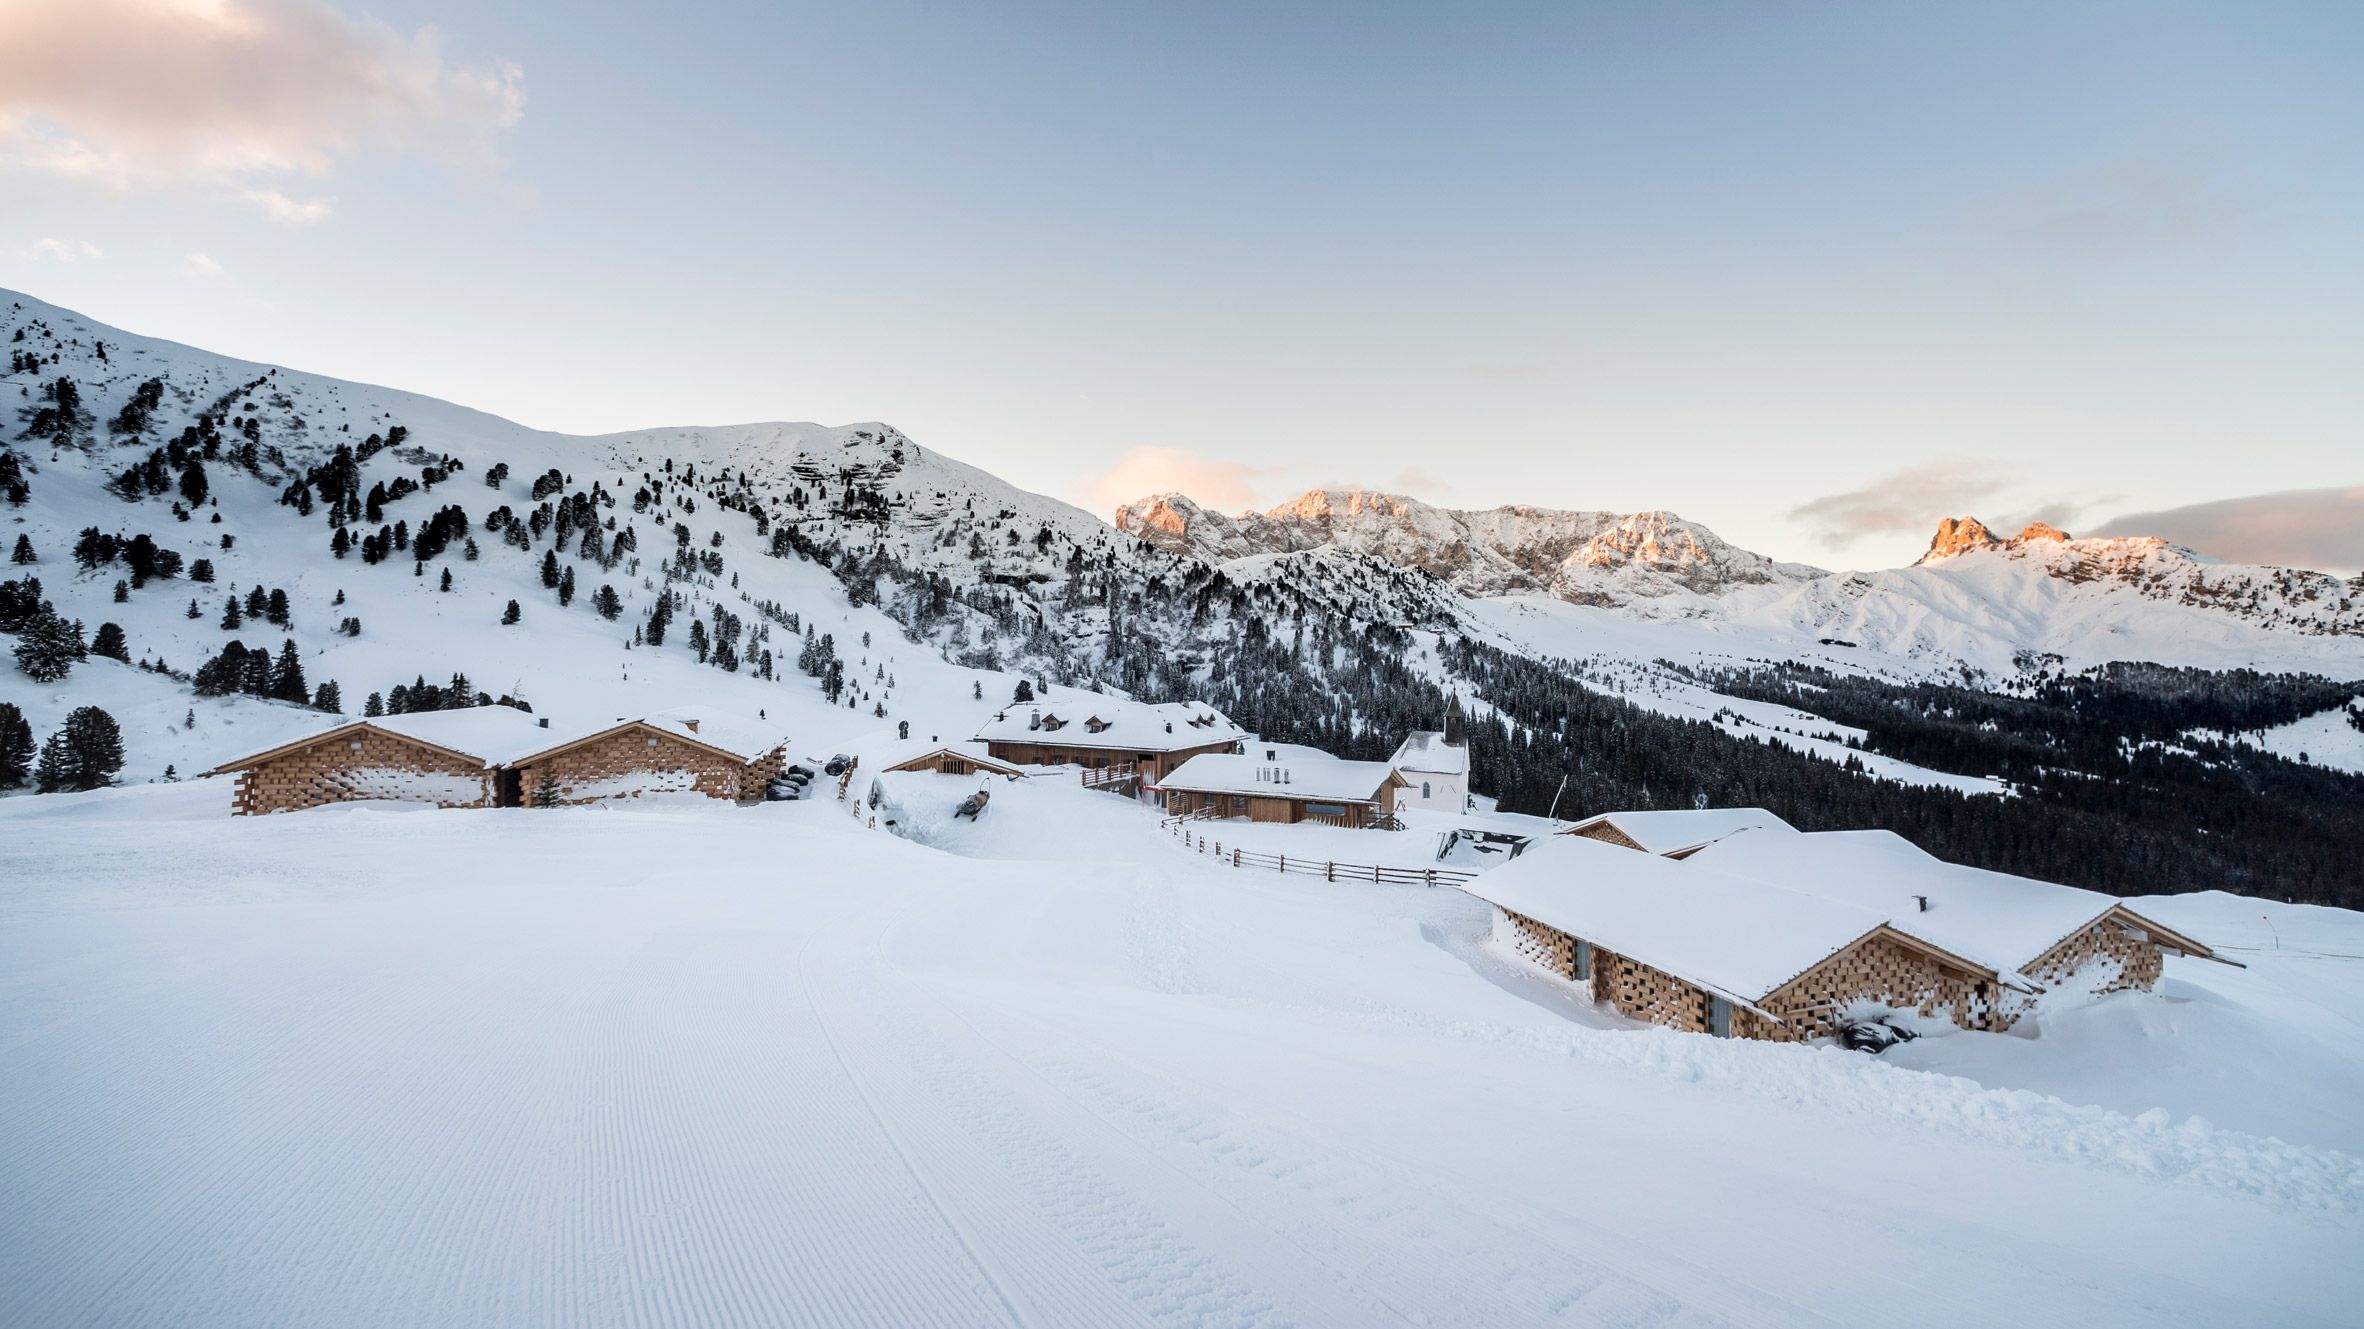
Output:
3,781,2361,1329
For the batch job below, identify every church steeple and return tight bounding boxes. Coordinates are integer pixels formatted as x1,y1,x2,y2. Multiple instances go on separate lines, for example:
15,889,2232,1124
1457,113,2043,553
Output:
1442,693,1466,748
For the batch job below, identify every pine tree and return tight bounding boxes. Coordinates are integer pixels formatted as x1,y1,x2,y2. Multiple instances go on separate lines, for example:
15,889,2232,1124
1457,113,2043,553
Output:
0,702,33,788
90,622,130,663
502,599,521,625
271,639,309,704
593,583,621,620
112,579,128,603
34,706,124,793
314,680,343,713
558,566,575,606
266,588,291,626
439,567,454,593
1013,679,1035,703
186,598,201,619
688,618,709,662
540,549,560,588
9,534,31,564
533,773,561,808
364,691,385,717
12,607,83,683
220,597,242,630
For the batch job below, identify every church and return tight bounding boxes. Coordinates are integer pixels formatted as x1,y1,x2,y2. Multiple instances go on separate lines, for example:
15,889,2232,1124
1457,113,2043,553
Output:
1390,695,1471,814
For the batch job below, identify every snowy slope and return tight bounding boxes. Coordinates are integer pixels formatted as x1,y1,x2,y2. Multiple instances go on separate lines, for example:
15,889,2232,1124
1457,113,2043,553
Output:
3,782,2361,1329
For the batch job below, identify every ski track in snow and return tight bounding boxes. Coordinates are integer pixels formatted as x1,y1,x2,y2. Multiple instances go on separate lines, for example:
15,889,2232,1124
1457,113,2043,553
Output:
3,788,2363,1328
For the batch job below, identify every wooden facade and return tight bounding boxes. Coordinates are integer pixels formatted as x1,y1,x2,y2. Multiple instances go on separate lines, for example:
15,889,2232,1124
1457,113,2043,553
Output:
1497,907,2005,1042
881,747,1024,778
981,736,1239,784
212,715,789,815
508,722,776,806
221,724,496,817
1160,787,1391,829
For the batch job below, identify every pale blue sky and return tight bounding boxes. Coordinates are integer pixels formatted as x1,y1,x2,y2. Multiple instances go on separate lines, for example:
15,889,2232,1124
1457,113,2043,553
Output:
5,1,2360,569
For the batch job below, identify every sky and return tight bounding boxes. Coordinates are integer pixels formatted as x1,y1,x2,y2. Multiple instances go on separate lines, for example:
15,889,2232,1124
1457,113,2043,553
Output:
3,0,2361,572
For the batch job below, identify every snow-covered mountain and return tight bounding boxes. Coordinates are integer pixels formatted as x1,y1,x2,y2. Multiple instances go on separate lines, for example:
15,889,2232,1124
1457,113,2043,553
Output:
1118,490,2364,677
1116,489,1825,606
0,289,1462,788
5,284,2359,807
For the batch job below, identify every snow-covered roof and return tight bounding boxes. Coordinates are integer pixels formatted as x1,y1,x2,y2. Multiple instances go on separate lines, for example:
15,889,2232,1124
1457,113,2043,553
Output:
637,706,793,764
973,700,1244,753
1460,833,1923,1008
1564,807,1794,855
1681,827,2194,974
1389,730,1470,776
869,738,1023,776
210,706,560,773
1155,752,1401,803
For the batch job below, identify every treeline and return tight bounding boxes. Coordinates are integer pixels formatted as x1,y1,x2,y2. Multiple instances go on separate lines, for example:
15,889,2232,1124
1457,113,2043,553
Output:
1443,641,2364,910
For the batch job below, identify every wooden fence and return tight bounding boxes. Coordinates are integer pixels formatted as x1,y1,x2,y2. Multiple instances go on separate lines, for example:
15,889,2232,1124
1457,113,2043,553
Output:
1161,814,1477,888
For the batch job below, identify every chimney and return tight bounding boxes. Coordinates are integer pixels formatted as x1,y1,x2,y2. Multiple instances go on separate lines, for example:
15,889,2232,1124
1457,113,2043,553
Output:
1913,895,1929,913
683,718,700,734
538,717,550,728
1029,710,1042,731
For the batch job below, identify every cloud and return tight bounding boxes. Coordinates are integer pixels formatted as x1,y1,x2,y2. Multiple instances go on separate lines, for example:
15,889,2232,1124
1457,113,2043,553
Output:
1786,464,2006,549
2093,485,2364,574
242,188,333,226
0,0,522,213
22,237,103,263
185,252,224,279
1084,446,1265,517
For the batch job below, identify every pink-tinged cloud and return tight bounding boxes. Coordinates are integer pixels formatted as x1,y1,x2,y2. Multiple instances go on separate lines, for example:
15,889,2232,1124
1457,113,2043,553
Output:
1786,463,2006,549
2094,485,2364,575
0,0,522,206
1085,446,1265,518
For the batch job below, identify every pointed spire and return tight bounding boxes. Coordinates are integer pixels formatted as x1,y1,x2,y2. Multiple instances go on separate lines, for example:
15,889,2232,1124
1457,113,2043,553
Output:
1443,693,1466,748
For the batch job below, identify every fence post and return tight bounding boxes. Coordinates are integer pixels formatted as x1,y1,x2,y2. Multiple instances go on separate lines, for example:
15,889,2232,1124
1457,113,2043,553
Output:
1327,862,1335,882
1279,854,1285,874
1232,848,1240,868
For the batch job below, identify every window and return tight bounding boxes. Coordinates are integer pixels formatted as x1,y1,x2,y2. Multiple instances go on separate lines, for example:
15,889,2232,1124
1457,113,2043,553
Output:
1421,781,1432,799
1573,938,1591,981
1707,996,1733,1038
1305,802,1347,817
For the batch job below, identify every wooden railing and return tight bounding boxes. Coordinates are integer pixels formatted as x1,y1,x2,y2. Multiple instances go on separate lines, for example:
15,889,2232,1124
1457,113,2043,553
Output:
1160,815,1477,888
1080,760,1141,793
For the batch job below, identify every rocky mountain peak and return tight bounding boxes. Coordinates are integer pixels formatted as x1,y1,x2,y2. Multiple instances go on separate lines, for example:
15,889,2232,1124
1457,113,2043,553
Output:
1918,516,2004,564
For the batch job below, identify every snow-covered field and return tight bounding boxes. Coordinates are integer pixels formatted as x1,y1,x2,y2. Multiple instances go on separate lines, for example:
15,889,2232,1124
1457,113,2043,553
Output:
5,778,2361,1328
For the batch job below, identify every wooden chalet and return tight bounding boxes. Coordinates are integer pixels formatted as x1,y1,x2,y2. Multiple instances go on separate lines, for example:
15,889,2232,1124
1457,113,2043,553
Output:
1154,749,1406,829
206,705,790,814
876,739,1025,778
1464,834,2020,1041
973,700,1244,785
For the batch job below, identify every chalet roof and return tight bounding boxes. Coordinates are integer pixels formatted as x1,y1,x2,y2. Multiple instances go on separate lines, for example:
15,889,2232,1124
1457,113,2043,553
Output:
637,706,794,764
872,738,1024,776
207,705,560,774
1459,833,1959,1008
1155,752,1403,803
1389,730,1469,776
1563,807,1794,856
973,700,1244,753
1680,827,2220,972
208,705,791,777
